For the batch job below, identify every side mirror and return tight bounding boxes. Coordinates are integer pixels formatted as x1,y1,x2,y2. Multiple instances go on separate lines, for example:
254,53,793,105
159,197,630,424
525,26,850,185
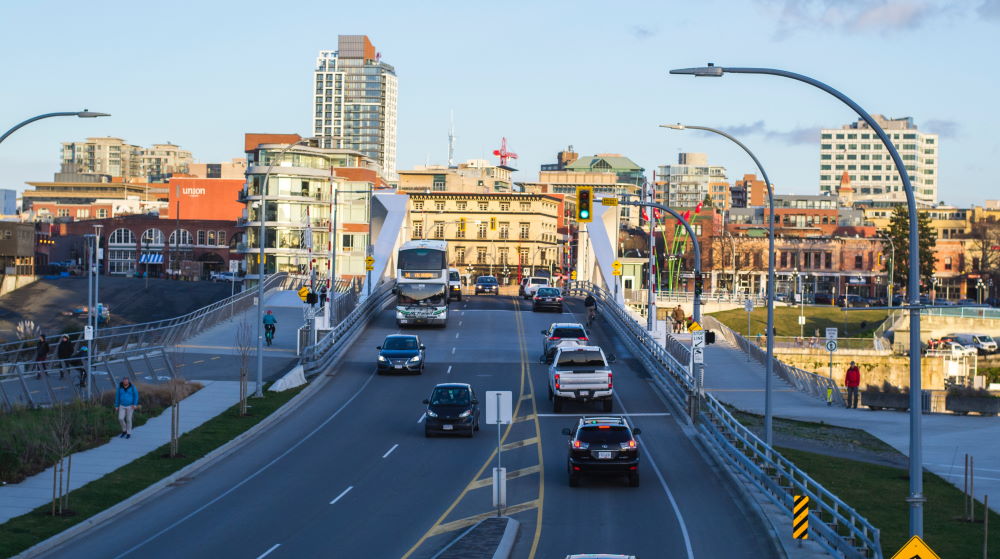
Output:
420,344,426,350
632,427,641,435
607,354,617,363
376,346,382,350
561,428,572,436
471,399,479,405
541,330,548,335
422,399,429,405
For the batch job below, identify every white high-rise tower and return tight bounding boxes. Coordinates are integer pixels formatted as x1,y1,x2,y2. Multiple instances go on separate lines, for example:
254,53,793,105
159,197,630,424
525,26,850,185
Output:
313,35,398,179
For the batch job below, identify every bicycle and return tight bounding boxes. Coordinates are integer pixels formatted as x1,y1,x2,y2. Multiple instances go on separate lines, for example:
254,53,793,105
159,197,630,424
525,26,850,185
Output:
264,325,276,346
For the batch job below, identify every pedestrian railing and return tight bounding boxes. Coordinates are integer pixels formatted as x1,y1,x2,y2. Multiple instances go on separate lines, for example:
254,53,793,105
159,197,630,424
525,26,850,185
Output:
922,306,1000,320
768,336,880,351
568,281,879,559
0,346,177,412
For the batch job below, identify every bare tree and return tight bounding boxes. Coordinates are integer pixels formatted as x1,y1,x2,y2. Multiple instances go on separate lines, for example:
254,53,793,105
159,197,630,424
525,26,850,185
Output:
167,347,186,458
46,404,76,516
235,317,253,416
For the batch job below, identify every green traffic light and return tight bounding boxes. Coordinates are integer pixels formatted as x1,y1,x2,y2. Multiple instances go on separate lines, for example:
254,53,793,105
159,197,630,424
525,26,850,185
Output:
580,210,589,218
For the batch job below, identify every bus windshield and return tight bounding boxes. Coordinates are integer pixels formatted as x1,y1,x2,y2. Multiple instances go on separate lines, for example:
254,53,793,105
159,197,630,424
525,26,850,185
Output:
398,283,446,306
399,249,446,271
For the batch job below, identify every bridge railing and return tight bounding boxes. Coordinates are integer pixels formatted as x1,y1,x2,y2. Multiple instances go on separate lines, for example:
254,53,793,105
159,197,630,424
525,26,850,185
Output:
569,281,879,559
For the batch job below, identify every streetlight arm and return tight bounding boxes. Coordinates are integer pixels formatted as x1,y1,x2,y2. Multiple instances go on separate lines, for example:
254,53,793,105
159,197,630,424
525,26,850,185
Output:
0,111,111,145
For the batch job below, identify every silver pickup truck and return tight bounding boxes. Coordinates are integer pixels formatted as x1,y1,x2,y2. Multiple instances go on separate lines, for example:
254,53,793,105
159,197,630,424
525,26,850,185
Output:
547,345,615,413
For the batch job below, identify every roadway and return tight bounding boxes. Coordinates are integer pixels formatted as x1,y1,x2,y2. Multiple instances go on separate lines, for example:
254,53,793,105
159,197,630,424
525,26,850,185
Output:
37,294,776,559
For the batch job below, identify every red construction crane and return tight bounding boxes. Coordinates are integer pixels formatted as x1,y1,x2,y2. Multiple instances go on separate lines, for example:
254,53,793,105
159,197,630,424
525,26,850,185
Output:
492,137,518,167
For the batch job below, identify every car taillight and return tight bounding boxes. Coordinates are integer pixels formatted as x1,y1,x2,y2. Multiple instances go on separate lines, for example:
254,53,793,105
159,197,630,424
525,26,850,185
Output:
578,336,587,341
534,296,540,300
608,372,613,390
554,373,560,390
620,439,637,450
557,297,563,301
549,336,560,341
572,440,589,449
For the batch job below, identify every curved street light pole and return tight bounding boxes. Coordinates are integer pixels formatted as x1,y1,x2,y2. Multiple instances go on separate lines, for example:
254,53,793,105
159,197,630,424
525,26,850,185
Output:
0,111,110,145
670,63,926,537
661,123,777,446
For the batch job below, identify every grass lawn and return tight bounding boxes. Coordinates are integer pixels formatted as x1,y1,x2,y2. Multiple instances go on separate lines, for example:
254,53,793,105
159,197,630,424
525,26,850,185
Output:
779,447,999,558
709,305,888,338
0,385,304,557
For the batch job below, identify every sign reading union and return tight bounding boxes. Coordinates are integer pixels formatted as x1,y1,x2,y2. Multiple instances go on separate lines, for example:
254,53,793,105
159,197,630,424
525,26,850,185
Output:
181,187,207,197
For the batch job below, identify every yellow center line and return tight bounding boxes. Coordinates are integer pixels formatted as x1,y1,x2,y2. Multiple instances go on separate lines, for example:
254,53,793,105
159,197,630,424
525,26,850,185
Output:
514,297,546,559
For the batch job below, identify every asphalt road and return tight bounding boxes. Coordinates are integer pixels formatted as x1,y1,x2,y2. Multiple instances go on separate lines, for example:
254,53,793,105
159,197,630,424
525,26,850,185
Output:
37,294,776,559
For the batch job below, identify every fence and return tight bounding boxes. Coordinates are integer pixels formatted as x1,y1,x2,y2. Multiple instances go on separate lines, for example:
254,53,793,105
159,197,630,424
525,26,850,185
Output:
922,306,1000,320
569,281,879,558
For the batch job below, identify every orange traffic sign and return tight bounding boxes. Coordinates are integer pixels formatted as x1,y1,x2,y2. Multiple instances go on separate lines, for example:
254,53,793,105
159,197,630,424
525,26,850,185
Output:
890,535,940,559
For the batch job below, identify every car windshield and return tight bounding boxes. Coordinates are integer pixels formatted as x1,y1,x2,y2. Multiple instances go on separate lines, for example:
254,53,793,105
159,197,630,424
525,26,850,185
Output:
975,335,995,344
449,271,460,282
430,387,470,405
557,350,605,367
383,337,418,350
551,327,586,339
477,277,497,284
537,288,560,297
577,426,631,444
530,278,548,285
398,283,446,306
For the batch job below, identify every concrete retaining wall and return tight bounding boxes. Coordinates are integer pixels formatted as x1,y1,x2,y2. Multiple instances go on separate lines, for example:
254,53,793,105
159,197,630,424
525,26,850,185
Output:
776,350,948,390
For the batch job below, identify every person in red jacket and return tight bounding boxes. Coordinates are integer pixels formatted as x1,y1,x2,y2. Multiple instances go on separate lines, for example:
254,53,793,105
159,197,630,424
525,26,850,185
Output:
845,361,861,408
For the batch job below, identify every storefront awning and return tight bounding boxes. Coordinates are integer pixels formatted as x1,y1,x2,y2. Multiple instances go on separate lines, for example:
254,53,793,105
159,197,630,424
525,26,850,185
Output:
139,253,163,264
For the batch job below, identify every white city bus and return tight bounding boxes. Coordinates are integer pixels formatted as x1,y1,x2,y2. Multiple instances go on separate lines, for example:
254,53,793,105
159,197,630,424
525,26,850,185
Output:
395,240,449,327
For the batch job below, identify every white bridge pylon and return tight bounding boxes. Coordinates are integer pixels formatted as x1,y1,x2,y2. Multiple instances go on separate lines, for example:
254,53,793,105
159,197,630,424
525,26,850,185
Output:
576,196,624,304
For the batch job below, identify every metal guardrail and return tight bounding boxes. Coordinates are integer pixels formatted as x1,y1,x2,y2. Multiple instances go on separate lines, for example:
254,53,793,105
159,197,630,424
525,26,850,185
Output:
299,281,396,376
569,281,879,559
769,336,879,351
626,290,767,306
921,306,1000,320
0,346,176,412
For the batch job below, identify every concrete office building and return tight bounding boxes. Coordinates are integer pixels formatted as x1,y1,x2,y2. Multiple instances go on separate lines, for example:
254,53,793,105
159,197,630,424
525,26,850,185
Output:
656,152,727,208
313,36,398,180
60,137,193,182
819,115,938,205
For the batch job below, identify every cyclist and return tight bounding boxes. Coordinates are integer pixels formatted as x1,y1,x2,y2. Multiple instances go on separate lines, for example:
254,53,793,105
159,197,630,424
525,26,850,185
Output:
584,294,597,325
263,310,277,346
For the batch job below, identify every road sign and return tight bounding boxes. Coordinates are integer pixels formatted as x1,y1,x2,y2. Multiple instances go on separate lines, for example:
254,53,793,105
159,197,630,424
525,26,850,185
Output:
84,325,94,341
691,330,705,364
485,391,512,425
600,197,618,206
825,340,838,352
890,535,940,559
744,299,754,312
365,256,375,271
298,286,310,302
612,260,622,276
492,467,507,508
688,321,703,332
825,328,838,341
792,495,809,540
570,270,577,280
229,260,240,273
798,315,806,325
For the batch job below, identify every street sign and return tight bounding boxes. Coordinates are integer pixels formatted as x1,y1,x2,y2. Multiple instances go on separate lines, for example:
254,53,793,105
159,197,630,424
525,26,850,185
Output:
84,326,94,341
798,315,806,326
691,330,705,364
825,340,838,352
229,260,240,273
688,321,703,332
744,299,754,312
792,495,809,540
570,271,577,280
825,328,838,341
612,260,622,276
492,467,507,508
485,391,512,425
890,535,940,559
298,286,310,302
364,256,375,271
600,197,618,206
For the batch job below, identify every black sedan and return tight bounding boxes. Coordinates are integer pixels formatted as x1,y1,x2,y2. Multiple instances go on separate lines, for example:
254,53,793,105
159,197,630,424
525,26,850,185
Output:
377,335,425,374
532,287,564,312
423,383,480,437
475,275,499,295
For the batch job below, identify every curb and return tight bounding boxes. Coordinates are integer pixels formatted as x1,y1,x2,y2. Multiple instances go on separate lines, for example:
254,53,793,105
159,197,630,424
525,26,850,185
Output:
16,360,339,558
493,517,519,559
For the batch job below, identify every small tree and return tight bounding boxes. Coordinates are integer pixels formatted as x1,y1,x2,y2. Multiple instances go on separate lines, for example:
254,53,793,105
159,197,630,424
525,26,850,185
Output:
167,348,187,458
235,318,253,416
882,205,937,295
46,404,77,516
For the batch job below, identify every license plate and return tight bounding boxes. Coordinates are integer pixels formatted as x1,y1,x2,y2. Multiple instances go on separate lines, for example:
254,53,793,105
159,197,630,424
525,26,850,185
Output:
442,424,453,430
394,365,402,369
597,451,612,460
579,390,589,396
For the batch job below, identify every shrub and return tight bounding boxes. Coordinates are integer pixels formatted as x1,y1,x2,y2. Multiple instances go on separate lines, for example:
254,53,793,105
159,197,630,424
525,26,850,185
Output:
96,379,203,409
863,381,907,395
947,385,997,399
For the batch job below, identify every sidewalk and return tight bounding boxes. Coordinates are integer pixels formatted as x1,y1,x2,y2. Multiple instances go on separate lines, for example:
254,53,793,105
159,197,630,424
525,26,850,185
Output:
703,337,1000,511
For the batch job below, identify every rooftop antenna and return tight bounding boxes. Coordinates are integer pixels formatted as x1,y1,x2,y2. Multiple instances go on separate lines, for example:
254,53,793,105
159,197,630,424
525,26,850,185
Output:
448,110,456,168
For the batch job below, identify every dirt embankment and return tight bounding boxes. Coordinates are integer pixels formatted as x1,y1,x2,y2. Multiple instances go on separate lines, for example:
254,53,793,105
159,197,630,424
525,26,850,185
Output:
0,277,233,342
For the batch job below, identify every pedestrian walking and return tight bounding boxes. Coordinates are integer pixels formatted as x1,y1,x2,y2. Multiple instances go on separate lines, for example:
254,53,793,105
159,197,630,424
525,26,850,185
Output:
114,378,139,439
56,335,75,379
34,335,50,379
672,305,686,333
73,344,89,387
845,361,861,409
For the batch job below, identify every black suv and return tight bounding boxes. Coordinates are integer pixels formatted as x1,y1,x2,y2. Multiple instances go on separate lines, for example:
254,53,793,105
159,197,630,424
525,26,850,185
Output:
475,275,499,295
423,383,480,437
562,416,641,487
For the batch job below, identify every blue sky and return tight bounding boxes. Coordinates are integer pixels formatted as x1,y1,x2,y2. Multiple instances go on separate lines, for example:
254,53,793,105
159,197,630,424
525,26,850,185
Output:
2,0,998,207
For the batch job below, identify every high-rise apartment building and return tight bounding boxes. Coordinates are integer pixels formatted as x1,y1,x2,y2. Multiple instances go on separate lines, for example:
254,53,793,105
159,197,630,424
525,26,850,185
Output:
656,153,727,208
313,36,398,180
819,115,938,205
60,137,192,181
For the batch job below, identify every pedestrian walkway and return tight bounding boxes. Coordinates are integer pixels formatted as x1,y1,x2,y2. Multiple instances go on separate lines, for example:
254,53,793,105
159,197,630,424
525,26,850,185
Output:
703,337,1000,511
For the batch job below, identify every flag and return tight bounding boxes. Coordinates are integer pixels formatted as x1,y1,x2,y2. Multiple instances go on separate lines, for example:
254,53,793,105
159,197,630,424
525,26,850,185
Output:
653,208,662,220
641,207,649,221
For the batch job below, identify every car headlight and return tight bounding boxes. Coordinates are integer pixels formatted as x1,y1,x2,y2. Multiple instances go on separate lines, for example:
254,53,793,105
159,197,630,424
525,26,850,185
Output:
377,355,387,362
426,410,438,417
459,410,472,418
408,355,422,363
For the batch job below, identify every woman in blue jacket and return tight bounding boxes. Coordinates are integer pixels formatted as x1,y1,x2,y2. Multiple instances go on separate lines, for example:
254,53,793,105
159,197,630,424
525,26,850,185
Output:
114,378,139,439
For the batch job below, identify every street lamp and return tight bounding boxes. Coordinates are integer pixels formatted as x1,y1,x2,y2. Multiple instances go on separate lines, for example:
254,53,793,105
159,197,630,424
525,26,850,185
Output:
931,277,940,305
792,268,804,339
661,122,778,446
977,279,986,305
0,110,110,145
671,63,927,536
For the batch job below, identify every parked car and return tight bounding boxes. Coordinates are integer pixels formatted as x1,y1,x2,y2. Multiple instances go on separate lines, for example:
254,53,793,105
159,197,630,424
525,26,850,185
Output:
947,333,998,355
541,322,589,363
475,275,499,295
423,383,480,437
532,287,564,312
548,345,615,413
927,340,977,357
836,294,871,308
562,416,641,487
211,271,241,283
813,293,835,306
376,335,425,374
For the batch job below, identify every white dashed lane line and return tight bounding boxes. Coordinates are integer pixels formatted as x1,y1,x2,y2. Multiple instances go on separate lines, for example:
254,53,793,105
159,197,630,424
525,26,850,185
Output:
329,486,353,505
382,444,399,459
256,543,281,559
447,365,452,374
418,412,426,423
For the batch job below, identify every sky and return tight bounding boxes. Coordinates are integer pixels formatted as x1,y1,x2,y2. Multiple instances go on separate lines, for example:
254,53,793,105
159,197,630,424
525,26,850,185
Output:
2,0,999,207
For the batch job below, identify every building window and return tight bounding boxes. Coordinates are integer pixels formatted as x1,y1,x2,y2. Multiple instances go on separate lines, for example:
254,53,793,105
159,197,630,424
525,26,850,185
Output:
433,221,444,238
478,202,488,211
500,202,510,211
414,201,424,211
519,248,529,264
97,209,108,218
456,247,466,264
477,223,487,239
520,202,530,211
434,201,445,211
456,201,467,211
499,248,509,265
855,255,863,269
218,231,226,245
342,234,354,250
76,209,90,218
944,257,952,271
477,247,487,264
519,223,529,239
207,230,216,245
499,222,510,239
413,221,423,238
57,209,70,217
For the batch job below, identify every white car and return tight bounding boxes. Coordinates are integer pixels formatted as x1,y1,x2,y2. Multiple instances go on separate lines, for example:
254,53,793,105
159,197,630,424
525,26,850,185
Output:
522,276,550,299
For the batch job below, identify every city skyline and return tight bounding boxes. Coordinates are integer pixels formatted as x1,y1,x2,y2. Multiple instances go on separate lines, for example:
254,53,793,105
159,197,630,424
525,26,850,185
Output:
2,1,999,207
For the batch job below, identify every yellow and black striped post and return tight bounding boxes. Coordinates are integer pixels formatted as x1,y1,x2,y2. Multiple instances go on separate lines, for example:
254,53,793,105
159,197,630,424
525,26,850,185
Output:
793,495,809,541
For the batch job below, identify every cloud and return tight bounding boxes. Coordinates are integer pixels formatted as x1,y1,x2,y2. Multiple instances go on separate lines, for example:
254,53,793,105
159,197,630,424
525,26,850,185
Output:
922,119,959,138
628,25,656,39
979,0,1000,19
756,0,951,35
694,121,820,145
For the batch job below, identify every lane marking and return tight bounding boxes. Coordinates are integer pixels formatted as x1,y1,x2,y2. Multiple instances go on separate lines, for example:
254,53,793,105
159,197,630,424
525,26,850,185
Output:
459,321,463,327
428,499,540,537
446,365,452,375
256,544,281,559
417,412,426,423
112,368,380,558
535,412,671,418
176,344,296,354
382,444,399,459
512,413,536,423
329,486,353,505
501,436,538,452
193,360,205,364
514,296,546,559
519,393,533,401
455,332,460,339
451,347,456,355
210,356,220,360
468,465,541,490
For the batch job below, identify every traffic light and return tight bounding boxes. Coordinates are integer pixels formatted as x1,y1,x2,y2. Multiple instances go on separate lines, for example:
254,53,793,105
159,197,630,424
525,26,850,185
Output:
706,331,716,344
306,292,318,305
576,186,593,223
694,271,704,297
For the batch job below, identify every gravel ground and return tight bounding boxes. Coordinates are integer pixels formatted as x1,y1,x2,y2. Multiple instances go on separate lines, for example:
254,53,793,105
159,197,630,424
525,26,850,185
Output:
0,277,233,342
